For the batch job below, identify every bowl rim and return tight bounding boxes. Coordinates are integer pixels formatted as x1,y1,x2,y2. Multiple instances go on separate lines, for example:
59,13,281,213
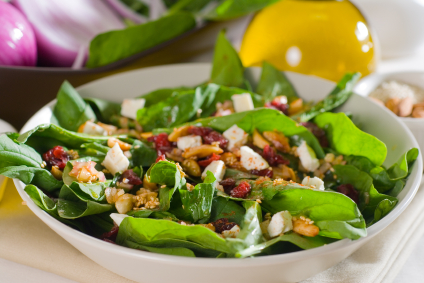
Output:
14,63,423,266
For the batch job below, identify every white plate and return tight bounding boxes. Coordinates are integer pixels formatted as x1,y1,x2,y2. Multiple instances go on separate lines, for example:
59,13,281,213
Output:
14,64,423,283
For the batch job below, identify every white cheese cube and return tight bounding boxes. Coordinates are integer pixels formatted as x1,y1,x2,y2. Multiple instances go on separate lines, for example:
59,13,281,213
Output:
223,124,248,150
302,176,325,191
296,141,320,172
110,213,130,226
202,160,226,183
240,146,269,170
177,135,202,151
267,211,293,238
102,143,129,175
121,98,146,120
222,225,240,238
82,121,107,136
232,93,254,112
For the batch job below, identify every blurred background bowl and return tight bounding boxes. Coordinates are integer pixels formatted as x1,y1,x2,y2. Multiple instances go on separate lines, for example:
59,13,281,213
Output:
354,71,424,165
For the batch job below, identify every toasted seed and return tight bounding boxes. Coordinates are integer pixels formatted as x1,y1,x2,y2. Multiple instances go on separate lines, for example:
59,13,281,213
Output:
253,129,270,149
182,145,223,159
385,98,400,115
107,138,132,151
263,131,290,153
168,125,190,142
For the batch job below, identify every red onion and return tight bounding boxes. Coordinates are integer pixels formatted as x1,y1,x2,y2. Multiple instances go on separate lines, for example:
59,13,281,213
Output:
0,1,37,66
13,0,125,67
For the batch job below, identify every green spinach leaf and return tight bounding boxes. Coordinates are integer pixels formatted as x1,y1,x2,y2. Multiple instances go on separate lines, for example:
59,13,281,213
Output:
210,31,244,87
256,61,298,103
178,171,216,223
86,12,196,68
314,112,386,166
0,134,42,168
53,81,96,131
0,166,62,192
84,97,121,124
295,72,361,122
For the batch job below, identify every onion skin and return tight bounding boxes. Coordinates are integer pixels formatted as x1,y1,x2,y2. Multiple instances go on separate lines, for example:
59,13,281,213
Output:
0,1,37,67
13,0,125,67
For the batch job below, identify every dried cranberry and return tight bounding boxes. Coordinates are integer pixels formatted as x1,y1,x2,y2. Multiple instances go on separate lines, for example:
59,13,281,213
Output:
119,169,142,186
188,126,213,136
156,154,166,163
211,218,237,233
100,226,119,243
250,168,273,178
42,146,69,170
262,145,289,166
147,133,173,156
198,153,221,167
204,131,228,148
299,122,329,148
188,126,228,149
337,184,359,204
265,101,289,115
230,181,251,198
219,178,236,194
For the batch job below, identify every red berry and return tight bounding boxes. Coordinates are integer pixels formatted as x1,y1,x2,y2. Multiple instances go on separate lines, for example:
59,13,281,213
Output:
188,126,228,149
299,122,329,148
262,145,289,166
230,181,251,198
100,226,119,242
211,218,237,233
119,169,142,185
156,155,166,163
219,178,236,194
42,146,69,169
265,100,289,115
336,184,359,204
250,168,273,178
147,133,173,156
188,126,213,136
198,153,221,167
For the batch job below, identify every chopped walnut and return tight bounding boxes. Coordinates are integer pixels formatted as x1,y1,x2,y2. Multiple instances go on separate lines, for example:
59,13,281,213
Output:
134,188,160,209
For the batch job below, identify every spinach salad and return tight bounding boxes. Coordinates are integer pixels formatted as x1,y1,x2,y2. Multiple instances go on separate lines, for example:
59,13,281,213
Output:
0,32,417,258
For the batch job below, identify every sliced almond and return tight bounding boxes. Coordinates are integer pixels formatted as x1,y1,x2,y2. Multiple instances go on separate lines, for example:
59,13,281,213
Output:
398,97,413,117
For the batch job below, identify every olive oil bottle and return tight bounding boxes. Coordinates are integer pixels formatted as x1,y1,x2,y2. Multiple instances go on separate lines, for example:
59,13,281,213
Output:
240,0,378,82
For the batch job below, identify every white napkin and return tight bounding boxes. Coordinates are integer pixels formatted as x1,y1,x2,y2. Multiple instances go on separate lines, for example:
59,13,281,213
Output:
302,180,424,283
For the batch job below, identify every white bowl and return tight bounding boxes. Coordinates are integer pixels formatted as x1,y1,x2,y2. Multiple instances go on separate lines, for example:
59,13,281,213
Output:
354,72,424,165
14,64,422,283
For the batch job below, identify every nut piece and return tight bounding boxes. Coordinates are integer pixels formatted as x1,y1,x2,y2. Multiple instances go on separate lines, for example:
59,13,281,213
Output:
220,152,238,166
385,98,400,115
288,98,303,116
182,145,223,159
398,97,413,117
97,122,118,135
115,194,134,214
107,137,132,151
263,131,291,153
252,129,270,149
273,164,297,181
140,132,153,140
293,217,319,237
168,125,190,142
181,159,201,177
105,187,125,204
412,106,424,118
143,174,158,191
